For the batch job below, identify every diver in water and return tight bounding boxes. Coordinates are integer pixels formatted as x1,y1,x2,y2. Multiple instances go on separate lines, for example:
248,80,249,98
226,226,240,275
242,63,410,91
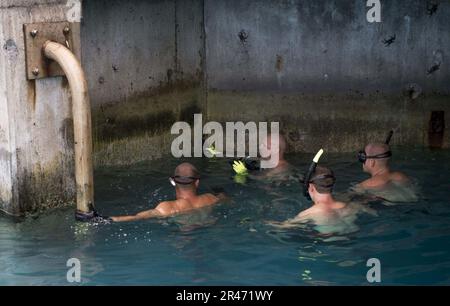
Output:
356,142,410,189
110,163,224,222
352,131,418,203
267,150,363,233
293,165,347,224
293,150,347,225
232,133,294,182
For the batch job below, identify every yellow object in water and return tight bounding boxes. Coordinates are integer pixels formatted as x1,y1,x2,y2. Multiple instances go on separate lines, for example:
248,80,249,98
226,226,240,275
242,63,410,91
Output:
234,174,248,184
233,160,248,175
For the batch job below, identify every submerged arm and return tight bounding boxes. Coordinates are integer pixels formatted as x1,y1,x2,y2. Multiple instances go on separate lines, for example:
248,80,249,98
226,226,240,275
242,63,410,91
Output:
266,211,311,229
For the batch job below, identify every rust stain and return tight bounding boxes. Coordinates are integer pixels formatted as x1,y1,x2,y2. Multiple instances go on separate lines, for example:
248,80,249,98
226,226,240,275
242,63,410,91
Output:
27,80,36,111
276,55,283,72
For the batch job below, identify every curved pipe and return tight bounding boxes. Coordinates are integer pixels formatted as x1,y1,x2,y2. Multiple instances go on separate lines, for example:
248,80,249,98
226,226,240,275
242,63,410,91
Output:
43,41,94,214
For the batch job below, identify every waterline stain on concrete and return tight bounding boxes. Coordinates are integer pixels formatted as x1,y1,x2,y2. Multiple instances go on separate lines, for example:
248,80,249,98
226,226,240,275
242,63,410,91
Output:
92,83,204,166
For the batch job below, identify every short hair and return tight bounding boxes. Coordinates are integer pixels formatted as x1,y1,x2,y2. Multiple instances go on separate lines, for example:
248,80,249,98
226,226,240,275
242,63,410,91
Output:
174,162,199,178
173,163,200,189
310,166,336,194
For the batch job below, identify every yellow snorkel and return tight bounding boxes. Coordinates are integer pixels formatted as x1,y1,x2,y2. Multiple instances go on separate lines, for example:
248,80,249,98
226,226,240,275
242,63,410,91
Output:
303,149,324,200
313,149,324,164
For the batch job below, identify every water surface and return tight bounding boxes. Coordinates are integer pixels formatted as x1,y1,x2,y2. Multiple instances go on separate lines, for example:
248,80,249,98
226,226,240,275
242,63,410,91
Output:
1,148,449,285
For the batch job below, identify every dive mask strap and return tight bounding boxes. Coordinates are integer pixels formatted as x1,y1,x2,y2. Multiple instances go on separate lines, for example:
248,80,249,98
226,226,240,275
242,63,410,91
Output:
169,176,200,186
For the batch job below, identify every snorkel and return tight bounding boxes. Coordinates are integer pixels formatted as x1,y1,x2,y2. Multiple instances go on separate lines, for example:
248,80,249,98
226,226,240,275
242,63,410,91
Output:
385,130,394,145
303,149,324,200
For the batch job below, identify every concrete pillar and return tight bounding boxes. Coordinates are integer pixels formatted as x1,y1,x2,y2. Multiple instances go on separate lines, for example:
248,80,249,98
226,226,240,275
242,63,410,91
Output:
0,0,82,216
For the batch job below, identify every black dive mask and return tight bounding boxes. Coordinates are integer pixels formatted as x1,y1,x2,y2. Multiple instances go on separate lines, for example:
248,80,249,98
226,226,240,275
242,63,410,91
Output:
357,150,392,164
169,176,200,186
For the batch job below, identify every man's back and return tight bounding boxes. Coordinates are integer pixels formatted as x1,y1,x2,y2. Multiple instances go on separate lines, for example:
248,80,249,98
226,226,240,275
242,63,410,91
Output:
295,201,346,224
156,193,220,216
360,170,409,189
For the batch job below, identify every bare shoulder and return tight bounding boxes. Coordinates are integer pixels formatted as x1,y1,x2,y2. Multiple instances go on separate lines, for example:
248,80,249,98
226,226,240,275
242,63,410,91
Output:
296,206,317,220
390,171,410,183
358,178,372,187
359,177,385,189
200,193,220,203
155,200,180,215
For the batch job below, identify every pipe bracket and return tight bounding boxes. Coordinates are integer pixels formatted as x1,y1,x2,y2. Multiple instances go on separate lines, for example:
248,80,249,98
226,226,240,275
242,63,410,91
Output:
23,22,78,80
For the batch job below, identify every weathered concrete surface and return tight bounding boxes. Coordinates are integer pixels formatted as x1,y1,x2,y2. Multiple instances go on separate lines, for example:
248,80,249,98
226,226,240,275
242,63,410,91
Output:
205,0,450,93
204,0,450,151
82,0,450,163
93,86,202,166
0,0,81,215
208,91,449,152
0,73,13,214
81,0,205,165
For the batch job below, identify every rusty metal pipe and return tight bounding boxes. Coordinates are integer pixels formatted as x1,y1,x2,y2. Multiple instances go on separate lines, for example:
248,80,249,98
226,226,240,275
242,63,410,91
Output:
43,40,94,215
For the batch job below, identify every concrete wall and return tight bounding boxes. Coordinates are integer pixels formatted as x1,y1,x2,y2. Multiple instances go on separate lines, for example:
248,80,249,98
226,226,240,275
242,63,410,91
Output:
80,0,450,161
205,0,450,151
81,0,205,166
205,0,450,93
0,0,82,215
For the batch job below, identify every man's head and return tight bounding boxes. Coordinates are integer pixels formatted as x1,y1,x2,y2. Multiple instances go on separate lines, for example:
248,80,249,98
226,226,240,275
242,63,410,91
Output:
307,166,336,200
360,143,391,174
259,133,287,167
170,163,200,191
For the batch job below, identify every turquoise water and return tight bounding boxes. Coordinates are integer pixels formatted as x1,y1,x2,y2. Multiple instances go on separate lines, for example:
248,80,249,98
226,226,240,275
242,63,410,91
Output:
1,148,449,285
